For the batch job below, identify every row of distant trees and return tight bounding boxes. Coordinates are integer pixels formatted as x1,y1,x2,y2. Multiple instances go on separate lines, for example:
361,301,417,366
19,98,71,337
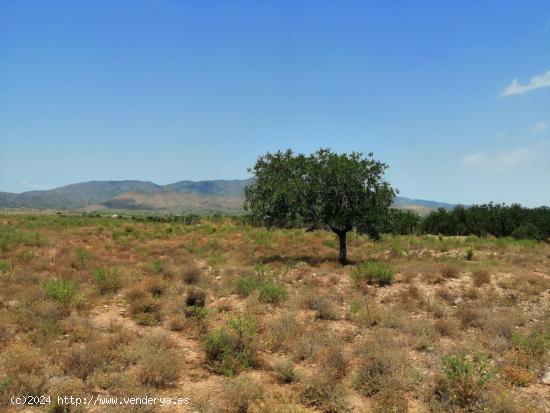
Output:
385,204,550,241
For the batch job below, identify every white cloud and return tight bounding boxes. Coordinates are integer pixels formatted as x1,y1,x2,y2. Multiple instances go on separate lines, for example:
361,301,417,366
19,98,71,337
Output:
531,121,547,132
501,69,550,96
462,147,537,173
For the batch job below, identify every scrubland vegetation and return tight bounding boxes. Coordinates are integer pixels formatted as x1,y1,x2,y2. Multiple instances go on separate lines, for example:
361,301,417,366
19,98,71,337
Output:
0,213,549,412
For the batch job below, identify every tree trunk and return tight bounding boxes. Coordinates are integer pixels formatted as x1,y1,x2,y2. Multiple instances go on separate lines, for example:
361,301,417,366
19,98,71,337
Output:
337,230,347,265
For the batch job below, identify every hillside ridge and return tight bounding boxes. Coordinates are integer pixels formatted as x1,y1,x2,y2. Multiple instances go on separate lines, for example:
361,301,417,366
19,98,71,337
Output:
0,179,454,214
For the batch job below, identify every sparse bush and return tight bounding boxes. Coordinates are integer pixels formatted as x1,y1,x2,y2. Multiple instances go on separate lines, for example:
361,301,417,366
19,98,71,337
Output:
348,297,381,327
223,375,263,413
372,387,408,413
303,294,338,320
182,265,202,284
186,287,206,307
138,348,182,387
435,318,458,337
265,312,300,352
441,264,460,279
168,316,186,332
129,298,162,326
471,269,491,287
319,341,348,380
300,373,349,413
351,261,394,286
465,248,474,261
456,304,483,329
0,343,48,398
353,330,407,397
92,267,123,294
501,366,534,387
144,277,166,297
273,359,296,384
65,341,108,379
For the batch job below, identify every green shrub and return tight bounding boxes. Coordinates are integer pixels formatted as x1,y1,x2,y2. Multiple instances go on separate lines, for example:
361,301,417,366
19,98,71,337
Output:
511,330,550,370
184,306,209,320
0,259,11,274
351,261,394,286
234,276,259,296
436,352,494,407
71,248,93,269
148,259,165,274
18,250,34,263
205,315,257,376
511,223,544,241
258,280,288,304
42,278,78,305
92,268,123,294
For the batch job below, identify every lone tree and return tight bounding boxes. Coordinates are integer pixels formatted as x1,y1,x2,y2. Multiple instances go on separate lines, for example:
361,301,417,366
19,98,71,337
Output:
244,148,396,264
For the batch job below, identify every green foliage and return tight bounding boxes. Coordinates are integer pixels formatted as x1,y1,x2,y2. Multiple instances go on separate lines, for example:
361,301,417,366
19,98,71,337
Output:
42,278,79,305
511,223,544,241
234,274,287,304
351,261,394,286
422,203,550,240
511,330,550,367
245,148,396,263
92,268,123,294
234,276,259,297
0,259,12,274
148,259,165,274
184,306,210,320
205,315,257,376
17,250,34,263
258,280,288,304
383,209,421,235
71,248,94,269
0,226,43,252
438,352,494,407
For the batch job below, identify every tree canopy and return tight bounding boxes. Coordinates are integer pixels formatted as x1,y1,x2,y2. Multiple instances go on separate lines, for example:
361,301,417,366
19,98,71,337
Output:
244,149,396,264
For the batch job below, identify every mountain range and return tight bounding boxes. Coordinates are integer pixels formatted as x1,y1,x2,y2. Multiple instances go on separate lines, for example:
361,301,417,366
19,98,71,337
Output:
0,179,455,215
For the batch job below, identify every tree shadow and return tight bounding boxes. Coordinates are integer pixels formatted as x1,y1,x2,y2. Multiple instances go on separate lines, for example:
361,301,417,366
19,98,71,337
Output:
256,254,357,266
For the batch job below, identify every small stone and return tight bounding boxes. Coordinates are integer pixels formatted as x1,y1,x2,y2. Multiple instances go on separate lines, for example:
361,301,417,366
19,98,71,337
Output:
542,368,550,385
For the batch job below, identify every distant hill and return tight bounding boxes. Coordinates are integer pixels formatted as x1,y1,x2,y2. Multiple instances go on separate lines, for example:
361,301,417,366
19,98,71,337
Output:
0,179,454,214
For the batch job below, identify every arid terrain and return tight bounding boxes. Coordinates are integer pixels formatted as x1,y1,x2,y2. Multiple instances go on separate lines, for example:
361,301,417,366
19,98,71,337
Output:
0,214,549,412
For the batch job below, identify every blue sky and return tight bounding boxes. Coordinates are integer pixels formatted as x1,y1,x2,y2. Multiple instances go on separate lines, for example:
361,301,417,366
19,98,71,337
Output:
1,1,549,206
